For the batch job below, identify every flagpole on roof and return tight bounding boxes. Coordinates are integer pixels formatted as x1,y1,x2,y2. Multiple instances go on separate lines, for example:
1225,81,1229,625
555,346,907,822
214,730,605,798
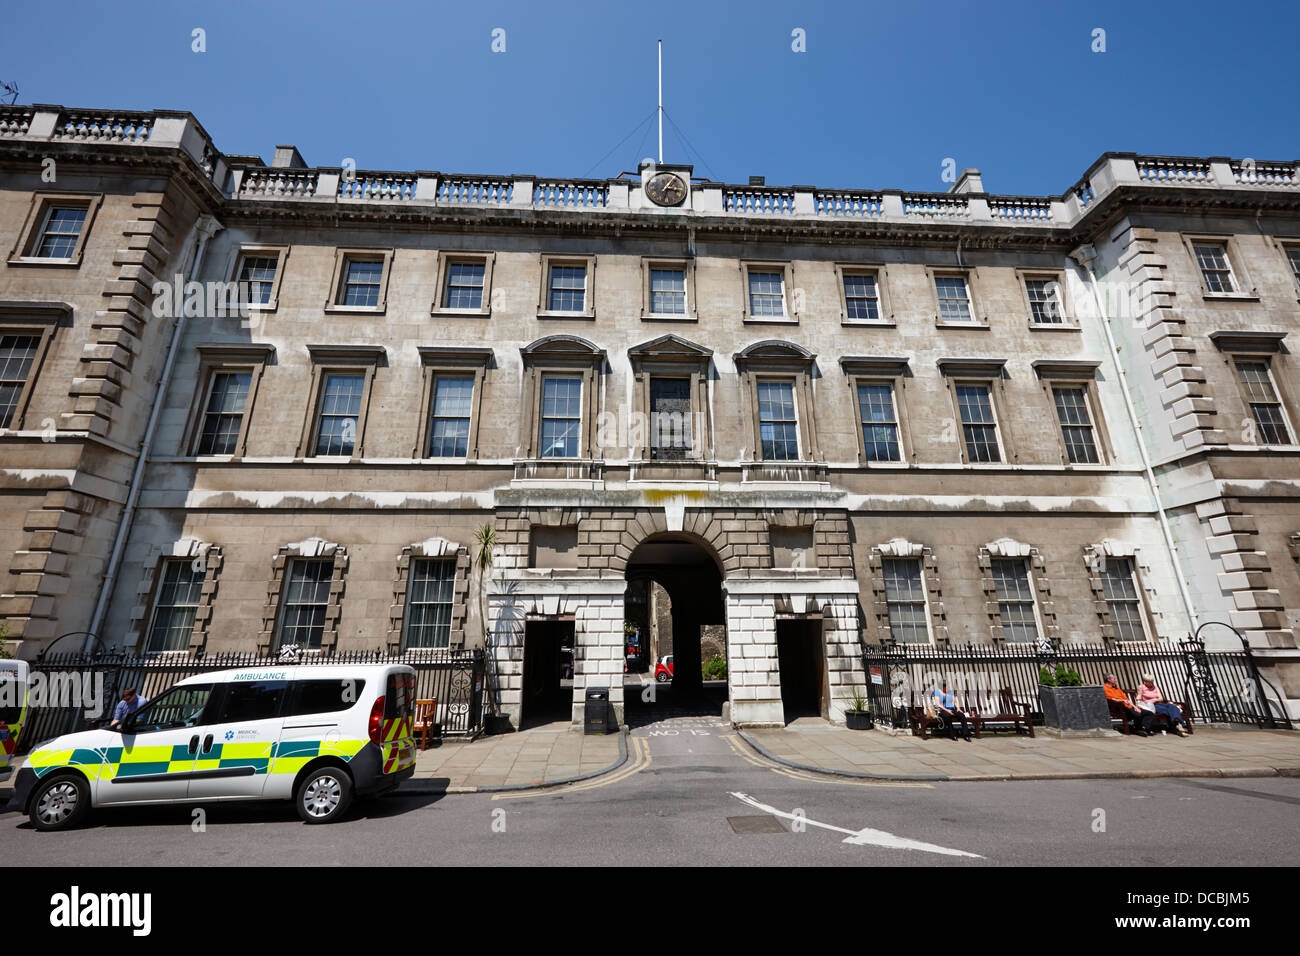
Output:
657,39,663,163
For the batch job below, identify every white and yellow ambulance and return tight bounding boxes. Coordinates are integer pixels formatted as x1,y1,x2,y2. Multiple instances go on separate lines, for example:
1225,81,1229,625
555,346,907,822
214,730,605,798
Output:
8,662,417,830
0,659,29,783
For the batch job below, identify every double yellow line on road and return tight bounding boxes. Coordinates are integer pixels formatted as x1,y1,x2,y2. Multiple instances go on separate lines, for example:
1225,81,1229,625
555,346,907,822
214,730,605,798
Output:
492,736,652,800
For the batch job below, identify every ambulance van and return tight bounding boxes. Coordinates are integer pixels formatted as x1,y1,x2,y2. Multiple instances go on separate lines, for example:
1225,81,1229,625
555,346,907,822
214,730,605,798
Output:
0,659,29,783
7,662,417,830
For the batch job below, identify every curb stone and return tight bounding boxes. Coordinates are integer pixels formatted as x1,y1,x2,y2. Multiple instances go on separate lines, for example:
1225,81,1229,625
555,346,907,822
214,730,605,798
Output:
735,730,1300,784
398,727,629,795
737,730,949,782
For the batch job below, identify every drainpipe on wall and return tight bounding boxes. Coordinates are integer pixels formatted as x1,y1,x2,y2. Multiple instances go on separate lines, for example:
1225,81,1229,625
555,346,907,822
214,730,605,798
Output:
87,214,224,648
1070,242,1199,635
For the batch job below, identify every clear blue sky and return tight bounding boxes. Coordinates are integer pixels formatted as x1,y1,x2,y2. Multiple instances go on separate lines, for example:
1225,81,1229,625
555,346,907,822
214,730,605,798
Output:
2,0,1296,195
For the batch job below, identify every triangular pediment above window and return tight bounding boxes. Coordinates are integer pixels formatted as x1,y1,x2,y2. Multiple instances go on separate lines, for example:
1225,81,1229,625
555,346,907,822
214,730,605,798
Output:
628,333,712,370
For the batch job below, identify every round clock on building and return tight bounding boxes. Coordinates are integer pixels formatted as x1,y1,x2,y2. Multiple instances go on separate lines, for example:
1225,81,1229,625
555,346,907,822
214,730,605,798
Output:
646,171,687,207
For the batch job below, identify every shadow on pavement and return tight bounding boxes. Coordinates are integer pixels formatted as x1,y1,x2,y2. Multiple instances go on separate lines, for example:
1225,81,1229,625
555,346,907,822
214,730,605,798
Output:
2,789,446,832
622,680,728,729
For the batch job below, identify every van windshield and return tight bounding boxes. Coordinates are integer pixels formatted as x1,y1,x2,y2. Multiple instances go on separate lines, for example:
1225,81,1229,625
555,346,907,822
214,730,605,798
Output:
126,685,214,733
384,672,414,720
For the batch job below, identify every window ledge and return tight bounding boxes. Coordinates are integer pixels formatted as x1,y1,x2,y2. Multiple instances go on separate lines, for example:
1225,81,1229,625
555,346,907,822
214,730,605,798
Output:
741,461,828,483
1202,292,1259,302
324,304,386,315
7,256,80,268
935,318,990,330
1028,321,1081,332
842,319,896,329
431,308,491,319
743,315,798,325
537,310,595,320
640,312,697,322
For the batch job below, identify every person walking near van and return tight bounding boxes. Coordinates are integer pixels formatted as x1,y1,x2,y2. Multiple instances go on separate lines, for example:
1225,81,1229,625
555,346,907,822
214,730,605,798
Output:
109,688,148,728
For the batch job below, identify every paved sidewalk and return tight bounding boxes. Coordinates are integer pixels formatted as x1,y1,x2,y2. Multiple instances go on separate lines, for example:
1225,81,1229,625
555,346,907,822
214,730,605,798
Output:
408,721,625,793
741,719,1300,782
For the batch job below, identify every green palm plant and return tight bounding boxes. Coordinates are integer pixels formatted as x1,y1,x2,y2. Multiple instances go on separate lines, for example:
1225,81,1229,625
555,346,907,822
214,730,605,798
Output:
474,524,499,714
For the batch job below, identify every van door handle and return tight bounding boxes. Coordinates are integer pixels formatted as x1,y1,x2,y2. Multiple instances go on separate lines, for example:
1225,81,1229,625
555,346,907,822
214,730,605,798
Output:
188,735,199,755
202,734,214,754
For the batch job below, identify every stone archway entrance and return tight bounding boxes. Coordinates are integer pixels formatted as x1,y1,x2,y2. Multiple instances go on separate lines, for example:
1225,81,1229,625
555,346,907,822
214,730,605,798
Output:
624,533,726,720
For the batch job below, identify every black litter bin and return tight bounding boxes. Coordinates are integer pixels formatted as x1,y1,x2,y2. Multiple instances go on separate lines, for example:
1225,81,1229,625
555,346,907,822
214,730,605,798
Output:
584,686,614,735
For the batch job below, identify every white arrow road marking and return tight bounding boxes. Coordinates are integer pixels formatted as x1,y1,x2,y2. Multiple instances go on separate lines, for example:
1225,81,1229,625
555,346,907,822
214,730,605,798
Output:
729,792,983,859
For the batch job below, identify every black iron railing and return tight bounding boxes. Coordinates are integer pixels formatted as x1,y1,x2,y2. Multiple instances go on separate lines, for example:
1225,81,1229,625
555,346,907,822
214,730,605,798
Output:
16,649,486,752
862,635,1291,731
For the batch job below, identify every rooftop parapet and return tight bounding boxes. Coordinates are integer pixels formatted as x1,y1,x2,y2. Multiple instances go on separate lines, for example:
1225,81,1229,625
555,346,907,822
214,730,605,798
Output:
2,105,1298,231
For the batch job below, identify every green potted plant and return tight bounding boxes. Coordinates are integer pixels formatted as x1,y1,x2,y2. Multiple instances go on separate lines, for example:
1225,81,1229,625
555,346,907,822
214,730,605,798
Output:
844,689,873,730
703,653,728,681
1038,663,1113,736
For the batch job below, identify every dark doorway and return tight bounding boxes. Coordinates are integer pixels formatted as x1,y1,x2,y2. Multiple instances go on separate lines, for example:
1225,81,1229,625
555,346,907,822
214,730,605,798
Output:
522,619,573,728
776,619,826,722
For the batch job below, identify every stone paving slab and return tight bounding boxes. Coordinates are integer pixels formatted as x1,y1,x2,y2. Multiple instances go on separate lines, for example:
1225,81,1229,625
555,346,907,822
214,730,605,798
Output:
741,723,1300,782
407,721,624,792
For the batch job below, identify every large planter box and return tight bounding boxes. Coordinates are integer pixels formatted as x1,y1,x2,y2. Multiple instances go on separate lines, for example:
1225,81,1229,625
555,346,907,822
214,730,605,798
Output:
845,710,873,730
1039,684,1115,736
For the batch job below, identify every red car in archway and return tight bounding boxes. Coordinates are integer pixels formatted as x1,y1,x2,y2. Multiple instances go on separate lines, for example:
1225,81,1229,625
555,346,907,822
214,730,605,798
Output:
654,655,674,683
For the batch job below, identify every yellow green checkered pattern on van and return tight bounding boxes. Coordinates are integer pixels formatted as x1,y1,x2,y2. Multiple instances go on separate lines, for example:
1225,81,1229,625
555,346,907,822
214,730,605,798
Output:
27,738,367,780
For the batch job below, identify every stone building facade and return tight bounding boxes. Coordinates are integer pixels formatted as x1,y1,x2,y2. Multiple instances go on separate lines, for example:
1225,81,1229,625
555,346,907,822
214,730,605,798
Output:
1,105,1298,727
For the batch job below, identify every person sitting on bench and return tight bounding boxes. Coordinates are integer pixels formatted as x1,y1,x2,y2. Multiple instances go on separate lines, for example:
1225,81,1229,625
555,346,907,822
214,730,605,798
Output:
1104,673,1153,736
1135,674,1188,736
932,681,972,742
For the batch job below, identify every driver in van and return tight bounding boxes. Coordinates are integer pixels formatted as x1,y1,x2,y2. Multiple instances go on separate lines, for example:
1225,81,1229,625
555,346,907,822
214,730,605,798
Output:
109,688,149,728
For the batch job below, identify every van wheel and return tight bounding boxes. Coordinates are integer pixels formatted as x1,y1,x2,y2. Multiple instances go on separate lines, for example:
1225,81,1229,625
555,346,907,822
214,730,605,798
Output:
30,774,90,831
295,767,353,824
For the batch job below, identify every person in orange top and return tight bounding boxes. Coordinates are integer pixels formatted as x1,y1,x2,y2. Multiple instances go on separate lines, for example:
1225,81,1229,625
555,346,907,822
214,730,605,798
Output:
1104,674,1153,736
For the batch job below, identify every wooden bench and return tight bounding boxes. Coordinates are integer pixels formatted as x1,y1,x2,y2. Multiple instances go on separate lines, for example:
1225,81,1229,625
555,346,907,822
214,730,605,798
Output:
1110,693,1195,735
968,687,1035,738
906,701,945,740
905,691,976,740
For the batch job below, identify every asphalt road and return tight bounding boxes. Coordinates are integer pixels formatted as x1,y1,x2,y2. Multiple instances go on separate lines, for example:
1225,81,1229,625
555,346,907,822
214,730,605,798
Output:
3,697,1299,866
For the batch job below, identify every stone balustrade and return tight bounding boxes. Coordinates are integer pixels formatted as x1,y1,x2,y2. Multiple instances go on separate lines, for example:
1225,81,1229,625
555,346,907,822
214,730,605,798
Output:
239,166,319,199
723,186,796,214
52,109,154,144
1136,157,1213,184
989,196,1053,221
0,106,33,137
534,179,608,208
901,193,970,218
337,171,418,201
1233,160,1300,187
437,175,514,204
3,105,1297,231
814,189,883,217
